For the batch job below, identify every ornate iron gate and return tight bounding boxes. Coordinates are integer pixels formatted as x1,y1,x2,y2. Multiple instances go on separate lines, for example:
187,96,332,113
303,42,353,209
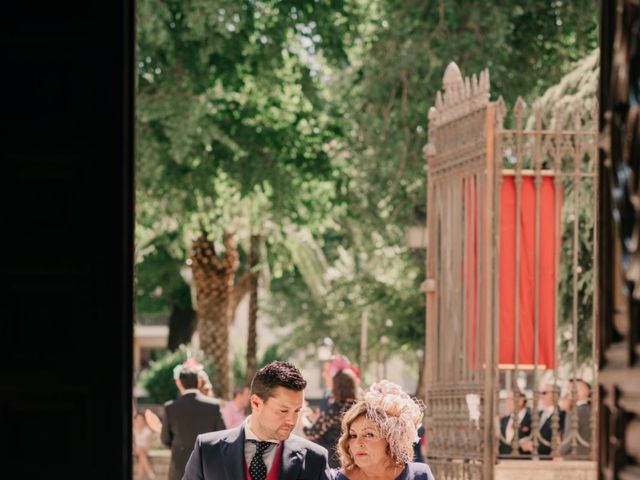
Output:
424,63,498,479
425,63,599,479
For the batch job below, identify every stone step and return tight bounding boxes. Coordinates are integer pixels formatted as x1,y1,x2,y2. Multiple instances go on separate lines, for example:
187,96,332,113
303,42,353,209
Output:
495,460,596,480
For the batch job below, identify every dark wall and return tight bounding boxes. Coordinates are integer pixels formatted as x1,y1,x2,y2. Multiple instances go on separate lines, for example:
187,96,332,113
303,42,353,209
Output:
0,2,134,478
597,0,640,477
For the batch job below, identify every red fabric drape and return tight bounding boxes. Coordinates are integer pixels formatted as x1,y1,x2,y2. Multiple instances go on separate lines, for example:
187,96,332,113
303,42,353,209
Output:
498,175,560,369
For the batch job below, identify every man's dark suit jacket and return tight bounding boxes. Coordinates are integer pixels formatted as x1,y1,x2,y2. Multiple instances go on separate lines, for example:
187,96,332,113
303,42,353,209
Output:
498,408,532,456
537,408,566,456
182,425,331,480
161,391,226,480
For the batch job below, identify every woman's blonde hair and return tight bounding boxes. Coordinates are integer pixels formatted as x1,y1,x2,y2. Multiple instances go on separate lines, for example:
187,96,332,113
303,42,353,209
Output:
336,380,424,470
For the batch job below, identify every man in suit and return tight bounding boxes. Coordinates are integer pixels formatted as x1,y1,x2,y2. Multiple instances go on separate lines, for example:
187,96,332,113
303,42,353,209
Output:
183,360,331,480
537,384,566,456
162,359,226,480
498,389,532,456
558,379,592,457
520,383,565,457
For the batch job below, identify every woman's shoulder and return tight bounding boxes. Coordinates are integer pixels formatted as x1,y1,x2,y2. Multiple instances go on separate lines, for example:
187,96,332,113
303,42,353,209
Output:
404,462,435,480
330,464,435,480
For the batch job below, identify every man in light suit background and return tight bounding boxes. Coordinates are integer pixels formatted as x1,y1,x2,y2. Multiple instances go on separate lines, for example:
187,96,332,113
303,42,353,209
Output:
183,360,331,480
161,359,226,480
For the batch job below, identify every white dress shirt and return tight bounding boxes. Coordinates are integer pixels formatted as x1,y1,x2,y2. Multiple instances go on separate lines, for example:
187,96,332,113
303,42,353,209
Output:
539,405,554,426
243,416,280,472
505,408,528,443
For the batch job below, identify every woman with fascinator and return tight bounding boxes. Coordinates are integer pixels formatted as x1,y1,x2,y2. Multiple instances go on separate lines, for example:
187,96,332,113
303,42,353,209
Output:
332,381,435,480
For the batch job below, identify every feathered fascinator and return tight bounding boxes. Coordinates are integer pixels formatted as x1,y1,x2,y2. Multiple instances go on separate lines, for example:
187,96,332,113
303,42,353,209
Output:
172,357,204,380
363,380,425,464
329,354,361,380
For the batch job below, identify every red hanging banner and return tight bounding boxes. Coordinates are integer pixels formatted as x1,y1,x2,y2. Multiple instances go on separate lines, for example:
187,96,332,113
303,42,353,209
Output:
498,175,560,369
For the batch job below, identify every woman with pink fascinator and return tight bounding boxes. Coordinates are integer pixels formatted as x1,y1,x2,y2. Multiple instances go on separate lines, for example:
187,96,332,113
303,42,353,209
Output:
318,355,361,415
332,381,435,480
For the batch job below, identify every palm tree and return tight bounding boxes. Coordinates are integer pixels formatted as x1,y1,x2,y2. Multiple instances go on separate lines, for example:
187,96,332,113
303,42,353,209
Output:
190,232,251,399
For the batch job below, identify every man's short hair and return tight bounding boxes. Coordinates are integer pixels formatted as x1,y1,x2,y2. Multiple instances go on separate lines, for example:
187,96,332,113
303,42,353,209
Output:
178,366,201,389
251,361,307,401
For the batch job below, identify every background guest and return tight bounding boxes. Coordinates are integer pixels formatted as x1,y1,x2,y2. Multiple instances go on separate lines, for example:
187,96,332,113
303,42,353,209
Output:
133,412,156,480
304,369,359,467
161,359,226,480
221,384,250,429
520,383,565,457
498,389,531,456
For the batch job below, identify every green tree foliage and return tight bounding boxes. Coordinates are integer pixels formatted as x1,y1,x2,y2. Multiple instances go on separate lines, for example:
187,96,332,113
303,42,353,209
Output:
135,0,362,396
135,0,356,318
136,0,355,215
135,231,192,316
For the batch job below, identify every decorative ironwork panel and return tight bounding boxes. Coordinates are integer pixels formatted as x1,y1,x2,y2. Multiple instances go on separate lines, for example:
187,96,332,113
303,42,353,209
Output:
425,63,497,479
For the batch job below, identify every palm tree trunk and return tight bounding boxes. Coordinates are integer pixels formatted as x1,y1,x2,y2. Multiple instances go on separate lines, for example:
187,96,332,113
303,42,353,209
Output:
190,232,239,400
246,234,260,383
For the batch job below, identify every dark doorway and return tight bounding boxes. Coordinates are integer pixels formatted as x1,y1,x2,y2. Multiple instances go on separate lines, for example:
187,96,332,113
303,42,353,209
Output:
0,2,134,479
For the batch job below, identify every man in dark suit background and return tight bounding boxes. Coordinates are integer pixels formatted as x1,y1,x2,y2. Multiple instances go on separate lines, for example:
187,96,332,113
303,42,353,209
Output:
520,383,565,457
183,360,331,480
537,384,566,456
498,389,532,456
161,360,226,480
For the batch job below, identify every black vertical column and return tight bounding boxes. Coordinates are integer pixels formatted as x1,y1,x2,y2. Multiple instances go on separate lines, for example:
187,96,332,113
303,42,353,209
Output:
0,2,134,479
597,0,640,478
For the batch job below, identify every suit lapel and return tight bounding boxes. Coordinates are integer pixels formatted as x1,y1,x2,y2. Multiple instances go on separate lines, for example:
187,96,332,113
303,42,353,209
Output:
221,426,245,480
279,437,304,480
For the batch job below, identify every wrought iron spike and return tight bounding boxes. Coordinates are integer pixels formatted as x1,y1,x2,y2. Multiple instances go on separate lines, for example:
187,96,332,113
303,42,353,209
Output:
464,77,471,98
428,105,437,121
533,101,543,131
554,103,564,131
514,97,526,130
443,62,463,91
573,102,583,131
496,96,506,121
